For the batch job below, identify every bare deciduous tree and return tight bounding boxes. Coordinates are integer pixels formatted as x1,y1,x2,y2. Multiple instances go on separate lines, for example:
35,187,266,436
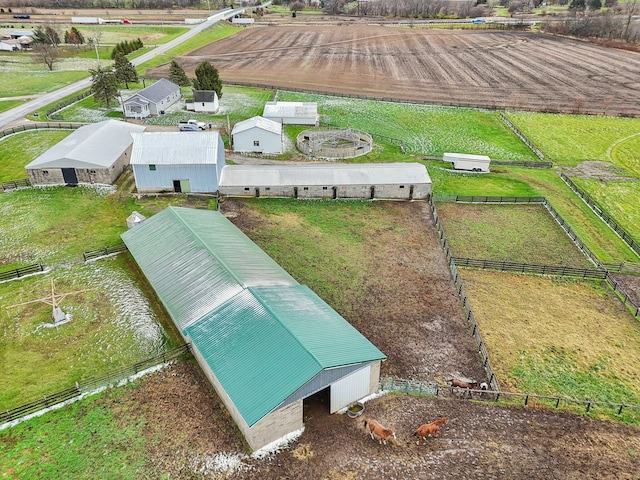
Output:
33,42,59,71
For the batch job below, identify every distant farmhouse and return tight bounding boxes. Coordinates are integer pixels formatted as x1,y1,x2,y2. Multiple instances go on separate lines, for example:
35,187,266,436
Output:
186,90,219,113
130,131,225,193
121,206,385,451
263,101,319,126
122,78,181,119
231,116,282,154
0,29,34,51
26,120,145,186
219,163,431,200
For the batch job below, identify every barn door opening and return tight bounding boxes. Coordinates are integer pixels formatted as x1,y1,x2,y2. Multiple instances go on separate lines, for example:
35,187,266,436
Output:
370,186,375,200
409,185,414,200
173,180,182,193
62,168,78,185
303,387,330,423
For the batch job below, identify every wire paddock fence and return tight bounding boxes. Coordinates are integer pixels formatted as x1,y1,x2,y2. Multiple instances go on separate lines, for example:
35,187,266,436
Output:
2,179,30,191
83,243,128,262
45,91,93,120
452,257,607,279
434,194,546,204
296,127,373,159
428,196,501,393
560,173,640,259
0,122,84,139
0,264,44,282
380,377,640,422
500,112,546,160
0,344,191,427
604,262,640,275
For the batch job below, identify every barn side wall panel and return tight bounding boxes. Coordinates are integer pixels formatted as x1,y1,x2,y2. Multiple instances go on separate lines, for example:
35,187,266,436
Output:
133,164,219,193
188,340,303,451
330,365,372,413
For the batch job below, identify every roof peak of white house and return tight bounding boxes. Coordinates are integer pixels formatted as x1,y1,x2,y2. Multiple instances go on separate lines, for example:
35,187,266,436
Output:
232,116,282,136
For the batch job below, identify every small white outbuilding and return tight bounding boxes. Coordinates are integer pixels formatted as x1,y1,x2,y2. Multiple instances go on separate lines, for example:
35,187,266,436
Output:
443,152,491,172
232,116,282,154
263,101,319,126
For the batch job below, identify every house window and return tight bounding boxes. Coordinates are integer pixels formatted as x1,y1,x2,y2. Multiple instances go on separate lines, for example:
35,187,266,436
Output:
322,186,328,190
90,170,96,174
399,185,405,189
202,102,205,106
265,187,270,191
244,187,250,191
303,187,309,190
253,140,260,146
43,170,49,175
149,164,156,171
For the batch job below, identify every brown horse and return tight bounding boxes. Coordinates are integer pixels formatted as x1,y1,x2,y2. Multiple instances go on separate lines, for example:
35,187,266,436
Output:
363,418,396,445
413,417,448,444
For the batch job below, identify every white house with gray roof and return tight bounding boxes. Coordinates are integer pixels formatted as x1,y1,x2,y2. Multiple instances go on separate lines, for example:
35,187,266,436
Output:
130,131,225,193
25,120,145,186
231,116,282,154
122,78,181,119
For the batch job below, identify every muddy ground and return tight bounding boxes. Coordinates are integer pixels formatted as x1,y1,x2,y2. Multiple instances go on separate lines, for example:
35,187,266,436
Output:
148,24,640,117
123,361,640,479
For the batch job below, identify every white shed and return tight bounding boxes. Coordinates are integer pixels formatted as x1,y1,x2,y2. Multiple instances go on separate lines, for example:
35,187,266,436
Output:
263,101,319,126
191,90,219,113
232,116,282,154
130,131,225,193
443,152,491,172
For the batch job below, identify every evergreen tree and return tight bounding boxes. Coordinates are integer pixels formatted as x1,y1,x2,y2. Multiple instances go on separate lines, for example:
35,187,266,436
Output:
33,25,61,46
192,61,223,99
169,60,191,87
113,52,139,88
64,27,85,48
90,66,119,107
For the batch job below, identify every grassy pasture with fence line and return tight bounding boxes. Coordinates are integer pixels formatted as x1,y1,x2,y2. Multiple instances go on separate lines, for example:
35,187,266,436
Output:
504,112,640,170
459,269,640,423
571,178,640,247
0,130,73,183
435,203,594,268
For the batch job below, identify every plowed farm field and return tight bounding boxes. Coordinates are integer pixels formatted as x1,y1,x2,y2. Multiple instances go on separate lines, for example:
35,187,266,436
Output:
148,24,640,116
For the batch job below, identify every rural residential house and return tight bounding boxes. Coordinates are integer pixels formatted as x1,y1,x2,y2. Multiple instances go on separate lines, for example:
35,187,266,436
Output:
262,101,319,126
186,90,219,113
121,206,385,450
25,120,145,186
219,163,431,200
231,116,282,154
122,78,181,119
130,131,225,193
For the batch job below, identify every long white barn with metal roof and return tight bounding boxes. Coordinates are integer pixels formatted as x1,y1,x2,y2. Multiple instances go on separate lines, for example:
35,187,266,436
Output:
25,120,145,186
219,163,431,200
263,101,319,125
121,207,385,450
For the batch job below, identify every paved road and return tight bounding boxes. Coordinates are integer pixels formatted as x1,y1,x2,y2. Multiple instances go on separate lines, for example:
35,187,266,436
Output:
0,7,244,130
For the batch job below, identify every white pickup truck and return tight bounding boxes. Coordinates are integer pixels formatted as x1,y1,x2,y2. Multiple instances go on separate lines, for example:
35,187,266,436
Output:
178,119,207,131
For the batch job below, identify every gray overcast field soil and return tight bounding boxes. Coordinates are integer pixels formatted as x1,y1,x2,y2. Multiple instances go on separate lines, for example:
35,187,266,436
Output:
147,24,640,116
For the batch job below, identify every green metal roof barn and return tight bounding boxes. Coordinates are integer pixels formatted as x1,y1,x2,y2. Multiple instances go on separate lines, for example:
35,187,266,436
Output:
122,207,386,450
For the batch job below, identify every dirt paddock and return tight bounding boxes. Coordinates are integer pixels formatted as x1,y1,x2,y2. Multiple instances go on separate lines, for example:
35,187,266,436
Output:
148,23,640,116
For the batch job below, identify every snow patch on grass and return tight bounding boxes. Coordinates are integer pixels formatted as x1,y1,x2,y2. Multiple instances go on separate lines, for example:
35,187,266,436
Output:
190,452,253,477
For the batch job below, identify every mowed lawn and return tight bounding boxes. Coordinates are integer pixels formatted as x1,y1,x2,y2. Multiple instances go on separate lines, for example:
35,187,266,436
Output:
460,269,640,420
434,203,594,267
0,130,73,182
505,112,640,170
571,178,640,247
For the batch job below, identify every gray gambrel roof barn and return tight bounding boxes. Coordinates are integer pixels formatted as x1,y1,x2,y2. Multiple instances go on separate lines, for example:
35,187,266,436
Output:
121,207,385,450
25,120,145,186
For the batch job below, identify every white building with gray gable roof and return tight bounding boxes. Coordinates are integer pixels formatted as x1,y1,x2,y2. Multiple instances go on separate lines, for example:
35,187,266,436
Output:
122,78,181,119
25,120,145,186
263,101,319,126
130,131,225,193
231,116,282,154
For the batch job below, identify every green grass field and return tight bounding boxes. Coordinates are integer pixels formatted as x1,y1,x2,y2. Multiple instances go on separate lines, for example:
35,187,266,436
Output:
278,91,539,160
0,100,24,113
461,269,640,422
0,130,73,182
505,112,640,172
572,178,640,248
0,70,88,98
435,203,594,267
75,25,189,46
